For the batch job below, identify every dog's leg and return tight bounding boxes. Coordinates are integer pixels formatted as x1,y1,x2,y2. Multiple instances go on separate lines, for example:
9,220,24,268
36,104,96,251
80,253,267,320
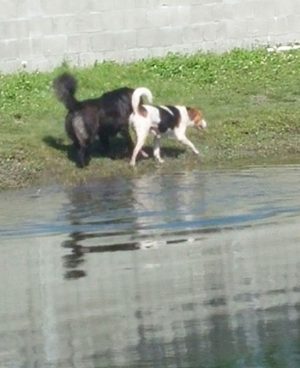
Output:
175,131,199,155
140,150,149,158
120,126,134,153
99,134,110,155
130,131,148,166
122,125,149,158
153,136,164,163
77,145,88,168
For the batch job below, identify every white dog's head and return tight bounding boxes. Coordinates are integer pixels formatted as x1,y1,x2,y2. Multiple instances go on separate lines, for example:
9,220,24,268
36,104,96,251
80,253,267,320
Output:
187,107,207,129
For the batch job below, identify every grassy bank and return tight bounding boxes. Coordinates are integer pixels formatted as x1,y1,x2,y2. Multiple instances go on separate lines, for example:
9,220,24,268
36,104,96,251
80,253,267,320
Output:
1,48,300,190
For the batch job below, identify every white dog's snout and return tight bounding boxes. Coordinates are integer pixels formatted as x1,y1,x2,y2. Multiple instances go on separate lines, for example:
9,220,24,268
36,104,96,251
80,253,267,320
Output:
201,119,207,129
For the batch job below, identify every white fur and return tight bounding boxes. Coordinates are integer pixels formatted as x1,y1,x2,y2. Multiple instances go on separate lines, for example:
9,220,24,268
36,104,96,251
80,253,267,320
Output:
131,87,153,114
129,92,207,166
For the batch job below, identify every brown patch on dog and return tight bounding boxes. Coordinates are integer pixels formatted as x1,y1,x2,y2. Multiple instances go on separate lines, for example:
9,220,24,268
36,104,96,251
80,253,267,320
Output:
187,107,203,128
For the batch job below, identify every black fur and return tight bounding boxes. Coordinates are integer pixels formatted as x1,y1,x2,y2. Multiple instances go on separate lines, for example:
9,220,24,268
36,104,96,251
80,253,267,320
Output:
157,106,181,133
53,72,135,167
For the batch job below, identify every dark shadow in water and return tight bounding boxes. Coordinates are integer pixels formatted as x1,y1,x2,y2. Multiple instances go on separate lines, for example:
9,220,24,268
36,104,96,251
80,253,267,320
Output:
62,232,140,280
60,227,222,280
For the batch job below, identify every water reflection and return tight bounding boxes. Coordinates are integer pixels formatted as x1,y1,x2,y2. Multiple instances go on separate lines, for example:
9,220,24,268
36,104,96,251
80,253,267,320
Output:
1,166,300,367
60,167,300,280
61,172,209,279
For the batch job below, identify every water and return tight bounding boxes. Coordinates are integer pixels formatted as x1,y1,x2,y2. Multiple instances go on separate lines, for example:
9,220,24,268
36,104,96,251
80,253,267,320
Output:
1,165,300,368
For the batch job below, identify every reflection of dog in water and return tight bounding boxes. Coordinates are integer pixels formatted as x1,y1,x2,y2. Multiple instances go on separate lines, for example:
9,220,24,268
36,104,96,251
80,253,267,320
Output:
53,73,149,167
62,234,140,280
61,232,200,280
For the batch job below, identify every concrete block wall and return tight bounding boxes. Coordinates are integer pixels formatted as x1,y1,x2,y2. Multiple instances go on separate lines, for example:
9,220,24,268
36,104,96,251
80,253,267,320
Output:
0,0,300,73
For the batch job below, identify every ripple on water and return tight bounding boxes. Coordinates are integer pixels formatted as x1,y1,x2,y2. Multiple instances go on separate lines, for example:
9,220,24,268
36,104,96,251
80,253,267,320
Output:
1,165,300,368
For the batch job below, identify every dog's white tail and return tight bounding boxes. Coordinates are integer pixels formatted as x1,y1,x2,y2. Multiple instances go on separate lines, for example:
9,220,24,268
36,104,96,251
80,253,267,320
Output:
132,87,153,114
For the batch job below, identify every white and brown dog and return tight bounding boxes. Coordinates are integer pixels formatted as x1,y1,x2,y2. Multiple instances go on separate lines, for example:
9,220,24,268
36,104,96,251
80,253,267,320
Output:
129,87,207,166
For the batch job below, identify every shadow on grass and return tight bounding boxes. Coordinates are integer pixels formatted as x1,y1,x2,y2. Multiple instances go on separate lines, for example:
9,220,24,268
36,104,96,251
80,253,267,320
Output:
43,136,77,163
43,135,185,166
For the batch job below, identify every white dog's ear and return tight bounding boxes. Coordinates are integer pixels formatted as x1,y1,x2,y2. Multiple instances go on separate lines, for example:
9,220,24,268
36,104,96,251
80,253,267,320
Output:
186,107,198,120
186,107,200,121
187,107,206,129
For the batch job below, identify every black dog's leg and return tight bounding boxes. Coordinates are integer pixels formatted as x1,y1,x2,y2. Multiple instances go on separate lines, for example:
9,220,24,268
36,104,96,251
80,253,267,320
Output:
99,134,110,155
74,140,89,168
77,146,87,168
120,126,134,154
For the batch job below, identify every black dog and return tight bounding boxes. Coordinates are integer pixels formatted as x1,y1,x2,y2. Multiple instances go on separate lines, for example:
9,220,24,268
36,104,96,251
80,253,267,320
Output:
53,73,136,167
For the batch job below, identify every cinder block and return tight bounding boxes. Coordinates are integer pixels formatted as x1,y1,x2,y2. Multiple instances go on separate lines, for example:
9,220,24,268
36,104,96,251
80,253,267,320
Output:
147,5,191,28
87,0,122,12
121,47,152,61
158,26,184,47
122,9,148,30
210,3,232,20
112,0,137,10
75,12,105,33
100,10,128,32
158,0,188,6
233,1,255,19
190,4,213,24
31,37,44,55
250,18,271,38
252,0,277,19
146,7,172,28
136,28,160,48
67,34,90,53
78,52,100,67
224,19,251,40
89,32,114,52
0,59,21,73
284,15,300,34
40,0,68,16
182,24,205,43
51,15,77,35
147,46,167,58
17,38,32,58
29,16,53,37
201,21,224,41
0,1,17,20
112,30,137,50
42,35,68,56
0,19,30,40
134,0,160,9
25,0,43,17
269,0,298,16
30,57,53,71
165,5,191,27
0,40,19,59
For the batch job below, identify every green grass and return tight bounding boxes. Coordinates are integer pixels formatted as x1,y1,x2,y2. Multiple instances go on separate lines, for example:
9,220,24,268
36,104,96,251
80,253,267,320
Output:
1,48,300,189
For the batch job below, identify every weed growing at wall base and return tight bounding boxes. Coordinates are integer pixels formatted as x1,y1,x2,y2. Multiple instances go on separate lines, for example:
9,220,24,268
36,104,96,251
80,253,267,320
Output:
1,48,300,189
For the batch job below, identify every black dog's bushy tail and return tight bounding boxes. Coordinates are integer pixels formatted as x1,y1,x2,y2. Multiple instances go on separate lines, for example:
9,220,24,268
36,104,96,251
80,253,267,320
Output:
53,72,80,112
